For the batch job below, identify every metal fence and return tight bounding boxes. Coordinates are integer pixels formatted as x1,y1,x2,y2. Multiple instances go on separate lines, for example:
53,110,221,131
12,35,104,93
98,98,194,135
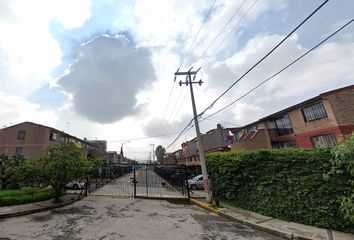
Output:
86,164,207,200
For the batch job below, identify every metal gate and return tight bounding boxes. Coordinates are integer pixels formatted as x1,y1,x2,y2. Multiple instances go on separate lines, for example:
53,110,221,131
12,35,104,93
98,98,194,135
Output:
87,164,190,200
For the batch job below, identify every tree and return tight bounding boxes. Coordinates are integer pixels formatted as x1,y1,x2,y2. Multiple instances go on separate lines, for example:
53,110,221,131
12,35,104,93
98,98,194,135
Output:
5,157,41,189
1,153,27,189
331,132,354,223
38,142,93,200
155,145,166,158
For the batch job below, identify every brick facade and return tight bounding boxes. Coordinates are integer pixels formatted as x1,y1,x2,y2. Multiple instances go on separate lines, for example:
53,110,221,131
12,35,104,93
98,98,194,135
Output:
231,85,354,151
0,122,100,161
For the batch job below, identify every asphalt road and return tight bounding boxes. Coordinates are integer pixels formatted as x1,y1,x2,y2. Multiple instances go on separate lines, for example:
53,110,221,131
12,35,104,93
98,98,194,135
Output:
0,197,284,240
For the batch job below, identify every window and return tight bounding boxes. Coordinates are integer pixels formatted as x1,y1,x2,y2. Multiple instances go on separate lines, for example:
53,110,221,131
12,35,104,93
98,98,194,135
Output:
274,115,293,136
15,147,23,154
49,131,57,141
247,126,257,132
18,131,26,139
302,102,327,122
271,142,280,149
280,140,298,148
60,135,66,143
311,133,338,148
266,120,275,129
235,130,243,140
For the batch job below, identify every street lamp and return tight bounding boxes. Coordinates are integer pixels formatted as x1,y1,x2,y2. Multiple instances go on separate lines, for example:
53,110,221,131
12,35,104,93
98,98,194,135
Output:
150,144,155,163
121,141,130,163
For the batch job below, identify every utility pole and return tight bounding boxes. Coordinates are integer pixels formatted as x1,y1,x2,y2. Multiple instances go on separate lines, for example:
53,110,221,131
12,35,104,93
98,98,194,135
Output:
175,67,212,204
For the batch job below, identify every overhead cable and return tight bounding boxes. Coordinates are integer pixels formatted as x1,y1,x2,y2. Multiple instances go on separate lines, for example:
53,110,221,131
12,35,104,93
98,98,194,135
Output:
200,0,258,68
198,0,329,117
202,17,354,120
192,0,248,68
179,0,218,69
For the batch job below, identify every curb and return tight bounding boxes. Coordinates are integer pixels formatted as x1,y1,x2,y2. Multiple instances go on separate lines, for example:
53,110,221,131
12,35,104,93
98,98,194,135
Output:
0,198,79,219
190,199,311,240
190,198,219,214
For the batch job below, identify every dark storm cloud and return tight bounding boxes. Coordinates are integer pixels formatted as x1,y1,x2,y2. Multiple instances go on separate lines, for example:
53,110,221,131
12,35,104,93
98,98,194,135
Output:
56,35,157,123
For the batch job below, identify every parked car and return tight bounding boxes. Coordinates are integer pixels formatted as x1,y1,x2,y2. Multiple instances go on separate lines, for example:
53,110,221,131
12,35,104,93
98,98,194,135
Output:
171,172,193,183
66,180,85,190
186,175,210,190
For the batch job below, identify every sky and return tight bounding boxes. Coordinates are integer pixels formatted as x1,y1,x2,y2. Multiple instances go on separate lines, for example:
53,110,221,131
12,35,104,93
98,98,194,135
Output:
1,0,354,161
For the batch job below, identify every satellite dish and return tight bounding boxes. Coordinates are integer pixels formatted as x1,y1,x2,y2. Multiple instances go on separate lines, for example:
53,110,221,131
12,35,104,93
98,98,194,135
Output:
217,123,222,129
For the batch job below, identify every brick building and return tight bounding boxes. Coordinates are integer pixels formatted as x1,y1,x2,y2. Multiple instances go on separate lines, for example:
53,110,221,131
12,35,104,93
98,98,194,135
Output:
0,122,101,161
231,84,354,151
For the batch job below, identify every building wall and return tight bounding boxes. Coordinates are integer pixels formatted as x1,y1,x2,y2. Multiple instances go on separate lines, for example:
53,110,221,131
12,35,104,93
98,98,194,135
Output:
0,122,100,161
201,129,229,151
325,88,354,126
0,122,54,160
231,129,272,152
284,100,337,137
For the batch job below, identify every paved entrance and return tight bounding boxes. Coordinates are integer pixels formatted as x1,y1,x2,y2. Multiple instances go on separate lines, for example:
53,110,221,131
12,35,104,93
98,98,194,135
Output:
0,197,284,240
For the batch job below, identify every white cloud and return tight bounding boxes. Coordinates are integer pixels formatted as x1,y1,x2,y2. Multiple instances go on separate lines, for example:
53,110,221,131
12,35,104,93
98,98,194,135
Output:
55,35,157,124
0,91,58,127
232,102,266,125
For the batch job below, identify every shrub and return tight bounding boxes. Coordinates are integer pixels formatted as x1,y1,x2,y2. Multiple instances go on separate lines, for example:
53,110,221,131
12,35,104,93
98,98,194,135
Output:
206,148,354,233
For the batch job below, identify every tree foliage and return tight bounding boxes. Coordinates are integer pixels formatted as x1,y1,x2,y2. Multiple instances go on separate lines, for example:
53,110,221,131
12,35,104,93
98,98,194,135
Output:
1,153,28,189
38,142,93,200
155,145,166,158
331,132,354,223
5,143,96,200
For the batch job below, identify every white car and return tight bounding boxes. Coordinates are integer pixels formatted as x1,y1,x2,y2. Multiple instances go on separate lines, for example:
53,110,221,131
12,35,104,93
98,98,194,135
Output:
186,175,210,190
66,181,85,190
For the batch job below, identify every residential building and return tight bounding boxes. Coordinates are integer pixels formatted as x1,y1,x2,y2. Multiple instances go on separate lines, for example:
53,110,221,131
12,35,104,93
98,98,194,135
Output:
106,151,120,164
174,127,232,174
88,140,107,155
231,84,354,152
0,121,101,161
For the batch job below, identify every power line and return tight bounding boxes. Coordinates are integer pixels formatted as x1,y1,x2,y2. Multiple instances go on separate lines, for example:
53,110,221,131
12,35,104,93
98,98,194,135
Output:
179,0,218,69
164,88,190,134
193,0,248,68
200,0,258,68
165,0,329,151
161,86,188,134
202,17,354,120
166,119,194,150
156,81,176,137
198,0,329,118
107,131,179,143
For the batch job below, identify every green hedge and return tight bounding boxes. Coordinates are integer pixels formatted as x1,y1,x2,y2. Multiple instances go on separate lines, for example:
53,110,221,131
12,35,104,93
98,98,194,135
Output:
0,188,66,206
206,148,354,233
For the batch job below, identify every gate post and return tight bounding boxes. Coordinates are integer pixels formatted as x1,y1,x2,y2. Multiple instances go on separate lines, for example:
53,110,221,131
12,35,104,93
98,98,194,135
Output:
185,165,190,199
133,164,136,198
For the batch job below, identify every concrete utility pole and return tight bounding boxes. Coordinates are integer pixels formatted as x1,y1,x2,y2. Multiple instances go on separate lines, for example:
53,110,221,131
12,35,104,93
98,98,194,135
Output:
175,67,212,204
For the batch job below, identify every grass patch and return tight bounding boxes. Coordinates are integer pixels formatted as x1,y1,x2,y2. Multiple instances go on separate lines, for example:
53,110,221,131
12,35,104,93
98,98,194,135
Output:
209,203,225,209
0,188,66,206
52,199,63,204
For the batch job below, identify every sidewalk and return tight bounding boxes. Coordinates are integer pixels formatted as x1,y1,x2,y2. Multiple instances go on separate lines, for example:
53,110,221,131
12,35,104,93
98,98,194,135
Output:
0,193,79,219
191,198,354,240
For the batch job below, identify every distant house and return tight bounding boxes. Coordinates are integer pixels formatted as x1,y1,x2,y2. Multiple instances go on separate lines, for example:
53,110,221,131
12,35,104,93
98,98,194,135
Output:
106,151,119,164
231,84,354,152
174,127,232,174
0,121,101,161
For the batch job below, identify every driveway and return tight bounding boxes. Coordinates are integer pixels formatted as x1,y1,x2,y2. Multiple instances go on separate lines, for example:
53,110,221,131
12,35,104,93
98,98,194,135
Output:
0,197,284,240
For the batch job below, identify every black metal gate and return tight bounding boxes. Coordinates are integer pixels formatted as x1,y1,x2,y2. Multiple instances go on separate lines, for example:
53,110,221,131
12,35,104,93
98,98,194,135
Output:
87,164,190,200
